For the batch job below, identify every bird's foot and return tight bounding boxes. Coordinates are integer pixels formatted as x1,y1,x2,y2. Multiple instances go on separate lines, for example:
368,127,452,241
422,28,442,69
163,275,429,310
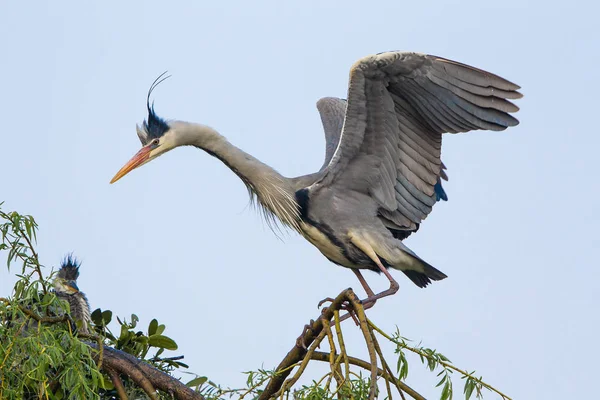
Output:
295,319,315,350
318,297,360,326
317,297,336,308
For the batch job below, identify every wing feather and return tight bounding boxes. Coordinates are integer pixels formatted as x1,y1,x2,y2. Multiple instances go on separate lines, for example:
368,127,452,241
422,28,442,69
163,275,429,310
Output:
430,57,521,91
311,51,521,230
428,67,523,99
316,97,347,170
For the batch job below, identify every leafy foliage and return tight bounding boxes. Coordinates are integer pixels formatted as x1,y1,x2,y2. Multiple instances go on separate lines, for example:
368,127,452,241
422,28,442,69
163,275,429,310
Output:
0,205,187,399
0,206,102,399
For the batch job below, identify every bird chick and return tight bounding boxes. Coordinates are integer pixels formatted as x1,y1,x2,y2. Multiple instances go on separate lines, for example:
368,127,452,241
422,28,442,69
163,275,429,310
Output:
53,255,92,334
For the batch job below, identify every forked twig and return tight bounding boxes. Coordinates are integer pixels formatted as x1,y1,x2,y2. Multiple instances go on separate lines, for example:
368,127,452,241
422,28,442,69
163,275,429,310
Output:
309,351,425,400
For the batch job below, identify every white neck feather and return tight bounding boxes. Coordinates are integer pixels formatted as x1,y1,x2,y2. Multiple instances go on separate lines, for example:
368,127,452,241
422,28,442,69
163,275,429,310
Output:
171,122,302,231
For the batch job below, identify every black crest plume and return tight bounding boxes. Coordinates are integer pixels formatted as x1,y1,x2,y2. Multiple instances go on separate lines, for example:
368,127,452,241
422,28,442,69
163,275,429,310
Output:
58,253,80,281
143,71,171,140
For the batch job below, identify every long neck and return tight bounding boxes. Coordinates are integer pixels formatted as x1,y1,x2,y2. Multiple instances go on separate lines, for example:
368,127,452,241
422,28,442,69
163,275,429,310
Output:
173,122,301,231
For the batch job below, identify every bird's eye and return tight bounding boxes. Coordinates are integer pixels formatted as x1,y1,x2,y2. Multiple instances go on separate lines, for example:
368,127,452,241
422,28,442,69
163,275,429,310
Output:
152,139,159,146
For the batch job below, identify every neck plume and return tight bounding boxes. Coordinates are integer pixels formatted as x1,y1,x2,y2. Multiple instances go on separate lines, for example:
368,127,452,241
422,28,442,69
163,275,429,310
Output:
173,122,301,231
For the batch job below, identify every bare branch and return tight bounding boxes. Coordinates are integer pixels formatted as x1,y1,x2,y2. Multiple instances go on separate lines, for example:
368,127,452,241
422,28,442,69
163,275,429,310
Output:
310,352,425,400
259,288,355,399
86,342,205,400
345,289,377,399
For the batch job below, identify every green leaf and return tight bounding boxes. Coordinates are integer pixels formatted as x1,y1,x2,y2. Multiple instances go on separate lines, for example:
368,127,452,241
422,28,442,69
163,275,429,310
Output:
91,309,103,326
464,379,475,400
134,335,149,346
400,359,409,381
148,334,178,350
441,381,451,400
156,324,166,335
148,318,158,336
102,310,112,325
25,221,32,240
186,376,208,387
119,323,130,340
99,374,114,390
436,375,446,387
131,313,139,328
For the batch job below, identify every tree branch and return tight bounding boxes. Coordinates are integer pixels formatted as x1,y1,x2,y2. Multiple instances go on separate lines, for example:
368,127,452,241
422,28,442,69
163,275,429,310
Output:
345,289,377,399
310,351,425,400
258,288,355,399
19,305,71,324
86,342,205,400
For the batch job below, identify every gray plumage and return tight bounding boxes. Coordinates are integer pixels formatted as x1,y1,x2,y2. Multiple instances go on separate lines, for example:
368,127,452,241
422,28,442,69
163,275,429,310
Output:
316,97,346,171
112,51,521,304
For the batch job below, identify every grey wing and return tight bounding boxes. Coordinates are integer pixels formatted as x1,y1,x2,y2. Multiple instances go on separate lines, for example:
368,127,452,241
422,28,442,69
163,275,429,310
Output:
313,51,521,232
316,97,347,171
317,96,449,213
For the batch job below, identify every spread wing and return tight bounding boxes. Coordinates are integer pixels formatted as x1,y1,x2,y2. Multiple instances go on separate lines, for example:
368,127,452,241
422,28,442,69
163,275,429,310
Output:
313,51,522,232
316,97,347,170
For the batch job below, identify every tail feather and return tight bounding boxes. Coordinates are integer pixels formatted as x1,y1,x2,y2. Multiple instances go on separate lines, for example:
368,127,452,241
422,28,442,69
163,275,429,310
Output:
396,243,447,288
355,229,447,289
402,267,447,288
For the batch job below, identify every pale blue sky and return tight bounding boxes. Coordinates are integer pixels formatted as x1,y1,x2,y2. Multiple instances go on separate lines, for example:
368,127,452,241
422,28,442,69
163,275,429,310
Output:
1,1,598,398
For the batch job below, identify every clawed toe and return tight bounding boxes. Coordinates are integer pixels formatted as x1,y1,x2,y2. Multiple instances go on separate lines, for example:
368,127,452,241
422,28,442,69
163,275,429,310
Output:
295,319,315,350
317,297,336,308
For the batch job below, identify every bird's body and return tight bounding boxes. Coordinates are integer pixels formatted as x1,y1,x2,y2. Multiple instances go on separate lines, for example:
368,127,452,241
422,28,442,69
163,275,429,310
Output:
111,51,521,304
53,255,92,334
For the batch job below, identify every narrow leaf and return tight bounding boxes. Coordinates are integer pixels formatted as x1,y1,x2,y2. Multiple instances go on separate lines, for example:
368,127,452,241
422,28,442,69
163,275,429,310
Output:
186,376,207,387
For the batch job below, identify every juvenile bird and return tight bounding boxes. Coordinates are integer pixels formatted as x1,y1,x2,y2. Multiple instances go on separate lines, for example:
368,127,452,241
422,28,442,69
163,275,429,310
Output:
53,255,92,334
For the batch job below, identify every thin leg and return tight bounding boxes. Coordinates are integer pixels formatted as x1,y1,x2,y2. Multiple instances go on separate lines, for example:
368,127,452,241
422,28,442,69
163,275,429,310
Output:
322,233,401,326
332,240,400,324
349,233,400,308
352,269,376,298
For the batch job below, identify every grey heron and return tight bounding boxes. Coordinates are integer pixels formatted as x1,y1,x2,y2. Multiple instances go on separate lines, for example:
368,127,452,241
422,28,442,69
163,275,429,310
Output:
110,51,521,308
53,255,92,334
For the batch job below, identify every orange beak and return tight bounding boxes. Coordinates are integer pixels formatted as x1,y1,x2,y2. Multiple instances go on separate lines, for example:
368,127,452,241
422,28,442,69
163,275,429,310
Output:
110,145,153,184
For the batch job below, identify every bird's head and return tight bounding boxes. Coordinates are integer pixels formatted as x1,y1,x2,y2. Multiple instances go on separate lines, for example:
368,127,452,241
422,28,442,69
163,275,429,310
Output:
110,72,179,184
54,254,81,295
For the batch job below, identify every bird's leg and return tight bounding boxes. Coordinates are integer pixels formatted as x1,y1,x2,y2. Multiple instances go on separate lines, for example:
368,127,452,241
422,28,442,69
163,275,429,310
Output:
318,234,402,326
349,232,400,309
319,261,400,325
352,269,376,298
318,269,379,325
324,269,377,325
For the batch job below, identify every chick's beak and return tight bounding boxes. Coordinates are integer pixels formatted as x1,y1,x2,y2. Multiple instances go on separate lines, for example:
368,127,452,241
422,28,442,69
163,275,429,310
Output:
67,280,80,293
110,145,153,184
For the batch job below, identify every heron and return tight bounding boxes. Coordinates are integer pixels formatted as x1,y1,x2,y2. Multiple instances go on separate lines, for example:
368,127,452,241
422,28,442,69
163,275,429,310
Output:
110,51,521,309
53,255,92,334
